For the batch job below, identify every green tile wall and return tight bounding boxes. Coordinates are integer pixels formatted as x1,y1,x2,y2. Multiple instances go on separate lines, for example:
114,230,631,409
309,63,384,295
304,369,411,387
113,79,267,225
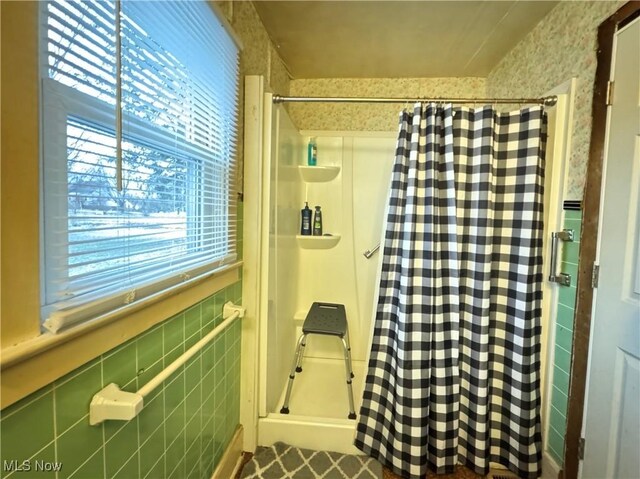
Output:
547,209,581,465
0,280,242,479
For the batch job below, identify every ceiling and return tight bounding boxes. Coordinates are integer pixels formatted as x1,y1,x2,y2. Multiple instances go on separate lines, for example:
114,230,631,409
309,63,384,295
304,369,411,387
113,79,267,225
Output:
253,1,559,79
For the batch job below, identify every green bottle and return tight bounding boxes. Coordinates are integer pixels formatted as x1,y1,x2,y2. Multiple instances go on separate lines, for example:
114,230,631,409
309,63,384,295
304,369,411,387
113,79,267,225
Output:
313,206,323,236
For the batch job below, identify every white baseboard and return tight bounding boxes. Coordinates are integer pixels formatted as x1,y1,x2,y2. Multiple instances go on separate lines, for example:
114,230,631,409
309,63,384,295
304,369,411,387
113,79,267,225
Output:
211,425,245,479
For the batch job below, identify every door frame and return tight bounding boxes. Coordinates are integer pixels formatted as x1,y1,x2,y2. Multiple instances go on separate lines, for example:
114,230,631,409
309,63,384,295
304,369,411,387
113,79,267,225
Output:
563,3,640,478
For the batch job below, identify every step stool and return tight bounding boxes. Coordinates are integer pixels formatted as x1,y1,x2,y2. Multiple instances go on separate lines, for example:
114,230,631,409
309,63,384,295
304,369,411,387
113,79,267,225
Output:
279,302,357,420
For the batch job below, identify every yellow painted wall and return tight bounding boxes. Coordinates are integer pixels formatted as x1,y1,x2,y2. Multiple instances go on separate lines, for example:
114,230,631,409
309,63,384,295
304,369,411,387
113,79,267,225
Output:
1,1,41,347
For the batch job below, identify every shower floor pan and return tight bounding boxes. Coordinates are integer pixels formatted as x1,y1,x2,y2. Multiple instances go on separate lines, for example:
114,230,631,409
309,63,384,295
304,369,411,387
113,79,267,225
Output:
258,357,366,455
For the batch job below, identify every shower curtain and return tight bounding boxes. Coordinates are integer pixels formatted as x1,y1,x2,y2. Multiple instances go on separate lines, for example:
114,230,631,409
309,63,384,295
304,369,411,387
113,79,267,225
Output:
355,103,546,479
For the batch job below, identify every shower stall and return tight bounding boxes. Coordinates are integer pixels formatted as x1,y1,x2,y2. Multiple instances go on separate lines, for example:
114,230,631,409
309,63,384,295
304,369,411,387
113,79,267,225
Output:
241,75,577,473
243,77,397,454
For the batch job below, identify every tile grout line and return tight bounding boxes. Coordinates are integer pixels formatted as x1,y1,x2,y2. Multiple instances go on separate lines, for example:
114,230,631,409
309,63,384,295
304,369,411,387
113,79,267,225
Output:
143,453,164,479
66,446,103,479
52,381,59,479
199,321,205,479
555,343,572,356
110,449,137,479
0,386,54,420
183,308,188,479
136,340,142,479
2,438,59,479
52,360,101,390
549,403,567,421
101,356,107,479
548,422,567,441
162,324,168,479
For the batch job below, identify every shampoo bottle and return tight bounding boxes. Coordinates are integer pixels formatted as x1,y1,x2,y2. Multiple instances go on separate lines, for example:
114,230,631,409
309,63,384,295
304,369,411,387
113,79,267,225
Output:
313,206,323,236
300,202,312,235
307,137,317,166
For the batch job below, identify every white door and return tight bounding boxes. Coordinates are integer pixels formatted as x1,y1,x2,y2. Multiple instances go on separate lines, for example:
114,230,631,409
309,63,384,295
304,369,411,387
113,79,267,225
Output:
581,18,640,479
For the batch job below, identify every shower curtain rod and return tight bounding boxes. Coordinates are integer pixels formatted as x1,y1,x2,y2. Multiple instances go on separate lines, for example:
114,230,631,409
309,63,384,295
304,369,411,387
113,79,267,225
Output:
272,94,558,106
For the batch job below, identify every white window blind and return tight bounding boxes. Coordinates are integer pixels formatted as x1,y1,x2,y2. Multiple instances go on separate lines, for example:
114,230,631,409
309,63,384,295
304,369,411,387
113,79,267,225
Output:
41,0,239,333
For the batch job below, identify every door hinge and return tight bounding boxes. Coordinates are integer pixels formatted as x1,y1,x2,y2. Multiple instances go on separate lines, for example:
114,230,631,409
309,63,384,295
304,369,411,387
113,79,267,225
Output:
606,81,615,105
592,263,600,288
578,437,585,460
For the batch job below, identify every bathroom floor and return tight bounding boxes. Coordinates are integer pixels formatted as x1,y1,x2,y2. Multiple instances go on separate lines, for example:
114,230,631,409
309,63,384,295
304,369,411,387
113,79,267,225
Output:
236,452,484,479
383,466,483,479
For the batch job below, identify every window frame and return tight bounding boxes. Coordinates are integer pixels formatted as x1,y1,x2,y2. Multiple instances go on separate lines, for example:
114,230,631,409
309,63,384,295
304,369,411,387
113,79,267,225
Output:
0,0,242,410
39,1,239,332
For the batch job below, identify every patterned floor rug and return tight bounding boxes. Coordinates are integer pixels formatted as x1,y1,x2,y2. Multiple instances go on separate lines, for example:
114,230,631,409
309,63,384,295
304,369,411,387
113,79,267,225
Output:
239,442,383,479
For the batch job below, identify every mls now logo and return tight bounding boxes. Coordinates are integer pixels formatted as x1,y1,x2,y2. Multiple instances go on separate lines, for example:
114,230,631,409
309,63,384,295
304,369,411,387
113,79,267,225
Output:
3,460,63,473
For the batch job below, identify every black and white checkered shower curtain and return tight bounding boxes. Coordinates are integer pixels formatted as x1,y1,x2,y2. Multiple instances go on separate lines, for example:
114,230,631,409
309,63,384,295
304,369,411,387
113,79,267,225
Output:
355,104,546,479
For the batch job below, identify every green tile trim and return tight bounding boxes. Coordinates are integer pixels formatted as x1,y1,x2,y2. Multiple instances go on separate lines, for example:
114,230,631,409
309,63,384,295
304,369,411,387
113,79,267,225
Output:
2,443,58,479
0,283,242,479
552,365,570,394
165,431,186,479
55,362,102,435
64,447,102,479
144,457,165,479
551,385,569,417
556,303,575,331
103,342,137,390
57,418,103,476
547,425,565,465
562,240,580,265
555,324,573,354
113,452,138,479
564,209,582,221
554,344,572,374
563,218,582,241
549,404,567,437
105,418,138,477
137,325,163,371
558,284,577,309
0,390,54,465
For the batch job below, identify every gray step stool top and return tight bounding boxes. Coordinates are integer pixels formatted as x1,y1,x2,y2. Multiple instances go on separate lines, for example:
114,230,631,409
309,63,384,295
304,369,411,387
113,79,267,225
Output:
302,302,347,337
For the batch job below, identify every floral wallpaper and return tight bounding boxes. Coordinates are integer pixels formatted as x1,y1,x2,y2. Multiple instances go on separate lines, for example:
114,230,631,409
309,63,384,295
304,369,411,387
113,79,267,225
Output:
288,77,486,131
217,0,623,199
487,0,624,200
214,0,291,194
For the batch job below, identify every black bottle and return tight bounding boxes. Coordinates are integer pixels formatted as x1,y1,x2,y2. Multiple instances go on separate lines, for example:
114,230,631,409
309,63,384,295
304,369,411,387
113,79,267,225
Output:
313,206,323,236
301,202,312,235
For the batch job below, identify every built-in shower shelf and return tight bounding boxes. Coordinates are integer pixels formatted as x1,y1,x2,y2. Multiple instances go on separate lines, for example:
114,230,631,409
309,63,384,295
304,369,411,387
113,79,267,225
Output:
296,235,341,249
298,166,340,183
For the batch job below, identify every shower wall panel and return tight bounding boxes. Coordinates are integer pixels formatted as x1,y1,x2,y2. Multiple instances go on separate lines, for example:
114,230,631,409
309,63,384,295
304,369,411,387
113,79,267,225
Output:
296,134,396,362
264,105,304,414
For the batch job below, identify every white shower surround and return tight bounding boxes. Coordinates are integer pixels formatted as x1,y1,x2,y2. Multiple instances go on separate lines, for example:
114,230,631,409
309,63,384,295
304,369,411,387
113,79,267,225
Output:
242,76,575,477
256,102,398,453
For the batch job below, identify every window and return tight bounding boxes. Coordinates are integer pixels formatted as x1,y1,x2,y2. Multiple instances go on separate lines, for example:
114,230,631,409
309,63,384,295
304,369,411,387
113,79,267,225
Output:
41,0,239,332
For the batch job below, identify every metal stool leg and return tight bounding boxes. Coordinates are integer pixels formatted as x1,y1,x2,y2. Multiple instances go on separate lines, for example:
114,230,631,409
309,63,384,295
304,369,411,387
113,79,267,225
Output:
344,326,355,379
341,337,357,420
280,334,306,414
295,335,307,373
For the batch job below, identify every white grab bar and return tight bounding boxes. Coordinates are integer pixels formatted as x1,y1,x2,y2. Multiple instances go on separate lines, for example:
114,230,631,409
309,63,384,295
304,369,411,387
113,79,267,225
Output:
89,301,245,425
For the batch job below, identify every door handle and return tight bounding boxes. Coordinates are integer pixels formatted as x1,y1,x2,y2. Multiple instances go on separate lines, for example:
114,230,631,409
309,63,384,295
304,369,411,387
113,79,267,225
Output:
549,229,574,286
